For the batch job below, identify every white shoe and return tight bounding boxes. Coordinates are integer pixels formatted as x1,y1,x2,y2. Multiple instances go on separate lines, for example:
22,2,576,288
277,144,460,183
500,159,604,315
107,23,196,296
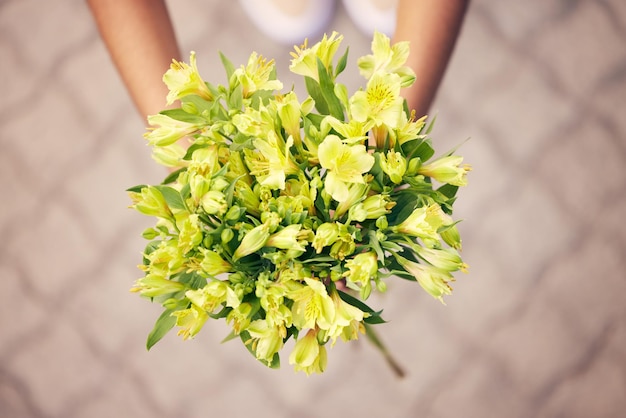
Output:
239,0,336,45
341,0,397,37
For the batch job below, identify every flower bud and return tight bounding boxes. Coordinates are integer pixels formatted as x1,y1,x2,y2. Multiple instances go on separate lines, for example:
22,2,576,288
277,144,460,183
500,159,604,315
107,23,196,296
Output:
312,223,339,253
379,150,407,184
418,155,471,186
233,223,270,260
201,190,228,216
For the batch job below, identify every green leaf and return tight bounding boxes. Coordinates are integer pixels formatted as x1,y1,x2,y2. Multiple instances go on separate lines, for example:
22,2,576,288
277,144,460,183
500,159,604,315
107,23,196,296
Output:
126,184,147,193
146,309,177,350
161,168,186,185
219,51,236,81
387,191,417,224
368,230,386,264
337,290,385,324
305,76,329,115
317,58,344,120
160,108,206,124
437,184,458,199
425,114,437,135
153,185,186,210
221,330,238,344
335,47,349,77
227,83,243,110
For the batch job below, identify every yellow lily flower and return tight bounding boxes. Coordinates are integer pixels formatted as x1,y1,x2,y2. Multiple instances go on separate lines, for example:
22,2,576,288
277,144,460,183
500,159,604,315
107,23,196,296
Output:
289,32,344,82
288,278,335,331
171,305,209,340
233,52,283,98
163,51,213,105
289,329,328,375
244,132,300,190
318,135,374,202
350,72,404,131
357,30,416,87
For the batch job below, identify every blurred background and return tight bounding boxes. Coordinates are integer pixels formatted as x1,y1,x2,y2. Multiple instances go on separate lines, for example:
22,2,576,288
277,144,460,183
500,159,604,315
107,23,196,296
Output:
1,0,625,417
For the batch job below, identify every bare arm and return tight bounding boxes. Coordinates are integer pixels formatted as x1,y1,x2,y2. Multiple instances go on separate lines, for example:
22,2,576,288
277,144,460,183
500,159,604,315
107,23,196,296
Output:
87,0,182,119
393,0,469,117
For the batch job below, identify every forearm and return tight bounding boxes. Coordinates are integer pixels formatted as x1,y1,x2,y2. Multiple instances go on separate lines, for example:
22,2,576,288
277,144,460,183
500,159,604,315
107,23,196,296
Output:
393,0,469,117
87,0,182,119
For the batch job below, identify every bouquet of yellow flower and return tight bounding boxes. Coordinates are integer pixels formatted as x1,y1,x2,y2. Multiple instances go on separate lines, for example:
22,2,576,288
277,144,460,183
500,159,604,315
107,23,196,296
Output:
128,31,469,375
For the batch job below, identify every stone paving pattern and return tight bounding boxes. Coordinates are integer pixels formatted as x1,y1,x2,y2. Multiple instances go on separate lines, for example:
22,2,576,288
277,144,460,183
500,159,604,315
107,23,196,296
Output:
1,0,625,417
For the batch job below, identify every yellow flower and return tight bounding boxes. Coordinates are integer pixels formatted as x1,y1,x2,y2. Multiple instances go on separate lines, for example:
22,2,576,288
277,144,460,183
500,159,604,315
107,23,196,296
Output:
357,30,416,87
171,304,209,340
186,280,240,313
144,240,185,277
379,150,407,184
326,290,364,343
128,186,171,219
144,114,201,147
321,116,373,145
289,32,343,82
393,112,427,145
232,52,283,98
163,51,213,105
334,183,369,219
130,273,186,297
342,252,378,287
226,302,253,335
312,222,340,253
289,329,328,375
318,135,374,202
350,72,403,129
201,190,228,216
244,132,299,190
394,255,453,303
391,203,448,245
177,214,203,254
246,319,284,364
288,278,335,331
151,142,187,168
266,224,307,252
233,223,270,261
276,91,304,144
418,155,471,186
412,245,468,273
199,248,232,276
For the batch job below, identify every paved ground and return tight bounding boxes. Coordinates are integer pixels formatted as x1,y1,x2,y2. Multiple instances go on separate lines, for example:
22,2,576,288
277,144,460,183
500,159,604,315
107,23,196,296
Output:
1,0,626,417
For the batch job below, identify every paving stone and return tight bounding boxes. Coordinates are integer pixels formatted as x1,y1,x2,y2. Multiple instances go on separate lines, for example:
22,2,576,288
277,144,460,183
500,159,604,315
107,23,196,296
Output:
530,0,626,97
470,177,578,285
534,349,626,418
0,373,45,418
56,38,135,132
427,356,529,418
473,60,576,163
536,116,626,222
540,219,626,338
7,199,101,299
5,320,108,416
0,265,48,357
0,35,38,116
0,149,39,241
487,293,598,399
1,83,95,188
440,7,523,109
473,0,570,42
0,0,94,74
63,118,156,243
